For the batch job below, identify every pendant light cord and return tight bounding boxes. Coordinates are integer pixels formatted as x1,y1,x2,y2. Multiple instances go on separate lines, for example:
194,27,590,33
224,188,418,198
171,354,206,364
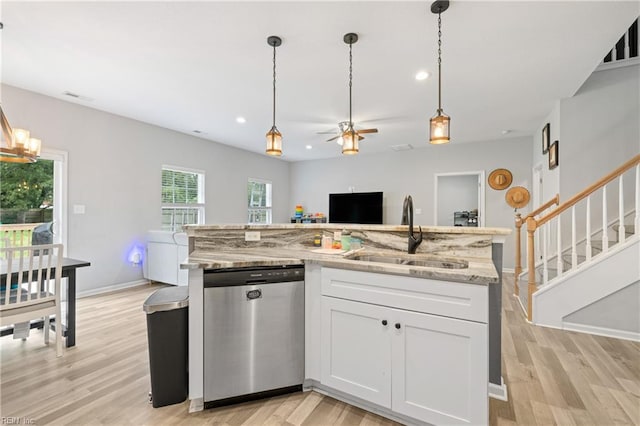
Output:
272,42,277,128
437,11,442,113
348,40,353,128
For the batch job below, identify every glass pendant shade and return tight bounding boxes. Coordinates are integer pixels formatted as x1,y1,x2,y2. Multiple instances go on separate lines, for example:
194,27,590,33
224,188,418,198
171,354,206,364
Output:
429,112,450,144
265,127,282,156
10,128,29,149
341,128,359,155
28,138,42,156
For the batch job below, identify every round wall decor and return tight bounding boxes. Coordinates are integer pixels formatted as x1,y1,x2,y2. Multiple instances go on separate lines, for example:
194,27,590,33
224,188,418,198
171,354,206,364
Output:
505,186,531,209
488,168,513,190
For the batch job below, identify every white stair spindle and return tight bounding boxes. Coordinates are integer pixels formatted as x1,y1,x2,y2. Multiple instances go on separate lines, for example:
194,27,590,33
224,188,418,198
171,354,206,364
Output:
543,222,548,284
624,31,630,60
602,185,609,253
571,206,577,269
619,176,626,243
586,196,592,261
635,164,639,235
557,217,563,277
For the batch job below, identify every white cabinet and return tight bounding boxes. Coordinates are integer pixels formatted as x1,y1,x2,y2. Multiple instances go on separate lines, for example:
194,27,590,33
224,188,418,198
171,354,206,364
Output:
391,307,487,425
319,268,488,425
144,230,189,286
321,297,391,408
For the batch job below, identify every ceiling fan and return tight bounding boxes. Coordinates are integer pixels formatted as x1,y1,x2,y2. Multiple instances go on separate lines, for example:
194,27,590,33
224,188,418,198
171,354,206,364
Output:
325,33,378,154
320,121,378,144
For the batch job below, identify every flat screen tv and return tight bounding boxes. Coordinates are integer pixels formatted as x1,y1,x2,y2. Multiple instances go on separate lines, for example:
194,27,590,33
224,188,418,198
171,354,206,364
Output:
329,192,383,224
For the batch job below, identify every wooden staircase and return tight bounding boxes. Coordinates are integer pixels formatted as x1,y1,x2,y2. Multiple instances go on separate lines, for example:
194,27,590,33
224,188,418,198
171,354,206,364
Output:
513,155,640,326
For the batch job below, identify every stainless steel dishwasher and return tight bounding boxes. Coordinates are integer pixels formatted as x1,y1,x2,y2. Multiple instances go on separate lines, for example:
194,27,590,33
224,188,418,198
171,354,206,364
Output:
203,265,304,407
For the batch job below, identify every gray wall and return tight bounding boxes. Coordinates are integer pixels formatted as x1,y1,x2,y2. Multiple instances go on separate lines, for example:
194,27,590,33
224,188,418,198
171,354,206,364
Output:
560,64,640,201
290,137,532,269
2,84,291,293
564,281,640,333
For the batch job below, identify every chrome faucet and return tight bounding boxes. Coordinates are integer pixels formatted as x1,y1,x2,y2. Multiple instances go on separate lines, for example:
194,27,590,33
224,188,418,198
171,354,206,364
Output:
402,195,423,254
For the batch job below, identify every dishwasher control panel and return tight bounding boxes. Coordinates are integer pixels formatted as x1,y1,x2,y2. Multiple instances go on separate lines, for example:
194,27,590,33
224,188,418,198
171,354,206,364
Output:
204,265,304,287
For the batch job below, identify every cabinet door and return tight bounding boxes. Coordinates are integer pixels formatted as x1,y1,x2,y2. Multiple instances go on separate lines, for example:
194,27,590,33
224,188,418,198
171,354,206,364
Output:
321,296,391,408
391,309,488,425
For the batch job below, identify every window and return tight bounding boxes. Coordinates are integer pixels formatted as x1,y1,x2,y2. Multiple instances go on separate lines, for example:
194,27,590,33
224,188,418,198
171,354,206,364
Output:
162,166,205,231
248,179,272,224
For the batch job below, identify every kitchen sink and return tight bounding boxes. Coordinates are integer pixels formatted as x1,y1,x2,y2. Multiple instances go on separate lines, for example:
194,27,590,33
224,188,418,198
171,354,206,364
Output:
346,253,468,269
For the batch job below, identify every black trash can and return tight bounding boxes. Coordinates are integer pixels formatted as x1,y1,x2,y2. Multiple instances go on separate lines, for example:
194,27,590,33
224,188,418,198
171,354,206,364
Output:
143,286,189,408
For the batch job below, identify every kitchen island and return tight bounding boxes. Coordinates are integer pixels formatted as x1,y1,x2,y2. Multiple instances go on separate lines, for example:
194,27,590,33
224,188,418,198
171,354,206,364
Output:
182,224,510,425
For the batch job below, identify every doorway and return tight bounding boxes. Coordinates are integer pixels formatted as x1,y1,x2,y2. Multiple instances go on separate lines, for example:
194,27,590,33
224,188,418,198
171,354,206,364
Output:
532,163,543,260
0,149,67,249
434,171,485,227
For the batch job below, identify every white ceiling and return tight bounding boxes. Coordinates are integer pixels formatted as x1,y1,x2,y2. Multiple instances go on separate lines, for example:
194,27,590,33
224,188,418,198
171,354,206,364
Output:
1,1,638,161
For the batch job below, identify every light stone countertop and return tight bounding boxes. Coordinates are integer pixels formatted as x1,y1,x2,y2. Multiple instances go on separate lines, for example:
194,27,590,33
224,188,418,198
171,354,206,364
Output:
181,247,499,285
183,223,512,236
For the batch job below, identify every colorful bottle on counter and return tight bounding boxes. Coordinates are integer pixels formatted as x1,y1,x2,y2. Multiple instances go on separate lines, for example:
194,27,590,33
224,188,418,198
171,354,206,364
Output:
295,205,303,218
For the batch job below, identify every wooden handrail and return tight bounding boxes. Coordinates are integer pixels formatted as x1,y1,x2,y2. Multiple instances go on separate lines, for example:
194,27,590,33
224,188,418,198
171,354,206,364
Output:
537,154,640,227
525,194,560,220
514,195,560,295
525,154,640,322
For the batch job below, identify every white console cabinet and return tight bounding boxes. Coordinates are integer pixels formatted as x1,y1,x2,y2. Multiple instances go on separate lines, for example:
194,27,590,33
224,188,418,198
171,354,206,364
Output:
144,230,188,286
317,267,488,425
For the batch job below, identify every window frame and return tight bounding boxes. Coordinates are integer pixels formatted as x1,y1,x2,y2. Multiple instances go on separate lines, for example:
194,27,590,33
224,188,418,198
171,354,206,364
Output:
247,178,272,225
161,165,205,231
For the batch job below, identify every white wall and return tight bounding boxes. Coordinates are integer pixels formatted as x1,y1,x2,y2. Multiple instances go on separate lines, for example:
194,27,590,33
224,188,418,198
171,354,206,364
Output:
2,84,291,293
532,101,561,207
290,137,532,269
436,175,479,226
560,64,639,200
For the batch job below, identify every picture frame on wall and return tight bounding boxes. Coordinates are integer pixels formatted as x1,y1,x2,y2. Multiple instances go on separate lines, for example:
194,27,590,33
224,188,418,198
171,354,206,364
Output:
549,140,559,169
542,123,550,154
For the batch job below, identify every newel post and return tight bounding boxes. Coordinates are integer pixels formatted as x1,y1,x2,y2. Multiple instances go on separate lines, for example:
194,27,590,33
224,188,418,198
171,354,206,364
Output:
514,213,523,296
526,216,537,322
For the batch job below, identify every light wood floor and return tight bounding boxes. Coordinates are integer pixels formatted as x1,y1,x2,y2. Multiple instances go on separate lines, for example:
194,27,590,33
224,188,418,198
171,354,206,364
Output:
1,274,639,425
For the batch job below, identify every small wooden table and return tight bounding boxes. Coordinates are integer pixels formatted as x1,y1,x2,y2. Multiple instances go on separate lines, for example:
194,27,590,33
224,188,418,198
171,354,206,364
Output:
0,257,91,347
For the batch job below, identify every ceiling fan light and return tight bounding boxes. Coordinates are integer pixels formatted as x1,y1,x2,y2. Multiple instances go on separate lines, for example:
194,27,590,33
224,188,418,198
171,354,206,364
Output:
265,127,282,156
429,112,450,144
341,129,359,155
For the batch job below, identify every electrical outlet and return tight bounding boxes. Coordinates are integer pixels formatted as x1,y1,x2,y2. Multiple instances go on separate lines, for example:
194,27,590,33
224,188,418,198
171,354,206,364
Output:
245,231,261,241
73,204,86,214
415,208,422,214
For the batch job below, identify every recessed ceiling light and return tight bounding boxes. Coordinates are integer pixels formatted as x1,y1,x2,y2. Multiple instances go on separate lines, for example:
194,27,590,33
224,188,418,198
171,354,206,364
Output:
236,116,246,124
501,129,512,135
415,71,430,81
305,145,313,150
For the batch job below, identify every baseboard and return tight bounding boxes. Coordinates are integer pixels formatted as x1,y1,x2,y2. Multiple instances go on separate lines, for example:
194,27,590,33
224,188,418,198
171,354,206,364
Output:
189,397,204,413
76,279,151,298
502,267,515,274
488,378,508,401
562,321,640,342
308,381,430,426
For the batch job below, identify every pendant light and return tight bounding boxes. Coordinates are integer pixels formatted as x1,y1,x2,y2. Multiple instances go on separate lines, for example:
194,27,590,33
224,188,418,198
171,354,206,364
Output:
429,0,451,145
0,105,42,163
342,33,359,155
265,36,283,156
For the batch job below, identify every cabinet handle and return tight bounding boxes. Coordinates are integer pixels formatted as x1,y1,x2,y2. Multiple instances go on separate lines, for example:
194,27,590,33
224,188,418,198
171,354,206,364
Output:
395,323,401,329
382,320,388,326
